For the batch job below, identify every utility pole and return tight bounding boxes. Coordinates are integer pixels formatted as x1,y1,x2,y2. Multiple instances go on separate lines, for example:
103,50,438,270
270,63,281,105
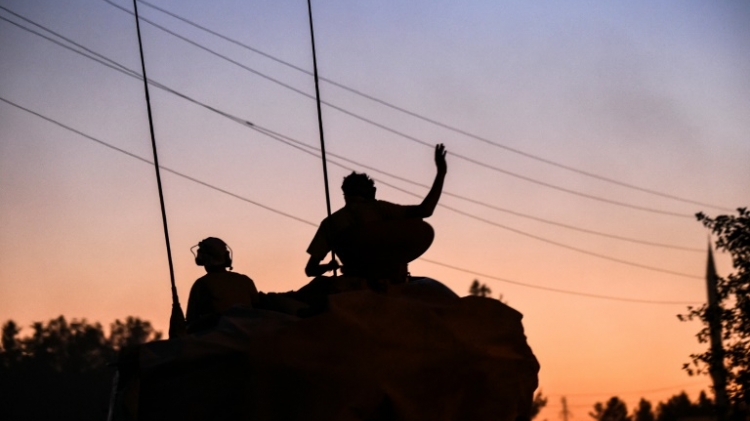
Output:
706,244,728,421
560,396,572,421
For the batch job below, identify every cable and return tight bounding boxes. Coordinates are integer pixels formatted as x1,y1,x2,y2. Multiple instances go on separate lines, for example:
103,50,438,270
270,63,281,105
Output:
0,12,705,273
0,97,317,227
132,0,732,213
100,0,697,219
433,204,701,279
0,9,134,74
0,96,703,305
548,381,708,398
248,126,702,279
420,258,700,304
544,381,710,409
0,13,704,278
251,123,703,253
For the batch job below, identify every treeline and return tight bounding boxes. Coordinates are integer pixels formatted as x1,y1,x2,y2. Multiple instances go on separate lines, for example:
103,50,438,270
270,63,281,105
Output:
0,315,726,421
587,393,715,421
0,316,161,421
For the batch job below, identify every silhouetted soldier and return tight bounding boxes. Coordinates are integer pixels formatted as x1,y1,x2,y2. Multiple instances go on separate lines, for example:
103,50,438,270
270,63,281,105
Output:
305,144,447,286
186,237,259,332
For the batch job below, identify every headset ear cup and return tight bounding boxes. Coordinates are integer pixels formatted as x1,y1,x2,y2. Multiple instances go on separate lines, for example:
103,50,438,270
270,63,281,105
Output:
194,240,230,267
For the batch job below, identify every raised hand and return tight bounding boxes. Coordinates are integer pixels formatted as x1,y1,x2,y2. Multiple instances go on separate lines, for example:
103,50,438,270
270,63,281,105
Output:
434,143,447,175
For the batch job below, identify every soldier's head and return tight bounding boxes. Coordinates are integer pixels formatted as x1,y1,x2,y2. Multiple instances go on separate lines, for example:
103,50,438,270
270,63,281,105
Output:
342,172,376,200
192,237,232,271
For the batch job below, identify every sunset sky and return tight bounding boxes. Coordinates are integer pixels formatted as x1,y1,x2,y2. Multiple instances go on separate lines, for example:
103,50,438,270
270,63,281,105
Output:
1,0,748,418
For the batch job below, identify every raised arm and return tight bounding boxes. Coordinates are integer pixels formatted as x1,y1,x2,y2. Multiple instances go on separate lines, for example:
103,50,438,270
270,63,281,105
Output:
406,143,447,219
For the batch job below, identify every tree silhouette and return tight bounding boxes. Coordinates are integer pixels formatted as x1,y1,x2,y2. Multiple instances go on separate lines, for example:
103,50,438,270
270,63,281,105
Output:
585,393,718,421
0,315,161,421
655,391,713,421
530,390,548,419
681,207,749,419
589,397,630,421
109,316,161,349
22,316,109,372
469,279,492,297
1,320,22,368
632,398,654,421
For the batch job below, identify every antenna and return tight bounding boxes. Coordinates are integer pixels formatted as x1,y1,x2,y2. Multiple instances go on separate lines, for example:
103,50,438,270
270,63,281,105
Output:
132,0,185,337
306,0,337,274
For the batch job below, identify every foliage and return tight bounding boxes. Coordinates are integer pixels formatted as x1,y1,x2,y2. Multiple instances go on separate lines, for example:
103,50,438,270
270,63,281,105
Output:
681,207,750,418
0,315,161,421
469,279,492,297
1,320,21,367
109,316,163,349
530,390,548,420
632,398,654,421
590,396,631,421
655,391,713,421
589,392,715,421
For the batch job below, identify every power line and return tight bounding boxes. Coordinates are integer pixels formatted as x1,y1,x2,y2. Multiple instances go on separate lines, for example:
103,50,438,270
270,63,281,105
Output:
0,9,133,74
436,203,700,278
249,127,703,277
0,96,317,228
251,124,703,253
548,381,708,398
247,126,701,279
0,96,702,306
544,381,709,409
420,258,699,304
0,12,703,279
100,0,697,219
132,0,732,213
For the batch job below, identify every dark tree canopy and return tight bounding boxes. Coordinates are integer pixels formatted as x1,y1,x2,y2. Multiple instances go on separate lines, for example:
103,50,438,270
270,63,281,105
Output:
0,315,161,421
632,398,655,421
109,316,163,349
590,396,630,421
469,279,492,297
529,390,548,420
655,391,714,421
588,392,715,421
681,207,750,418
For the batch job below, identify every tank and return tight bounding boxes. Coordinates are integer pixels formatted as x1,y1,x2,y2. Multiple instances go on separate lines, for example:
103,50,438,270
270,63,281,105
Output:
109,277,539,421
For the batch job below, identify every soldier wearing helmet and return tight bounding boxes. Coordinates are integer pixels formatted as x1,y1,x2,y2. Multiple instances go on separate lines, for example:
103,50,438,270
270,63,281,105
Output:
185,237,259,332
